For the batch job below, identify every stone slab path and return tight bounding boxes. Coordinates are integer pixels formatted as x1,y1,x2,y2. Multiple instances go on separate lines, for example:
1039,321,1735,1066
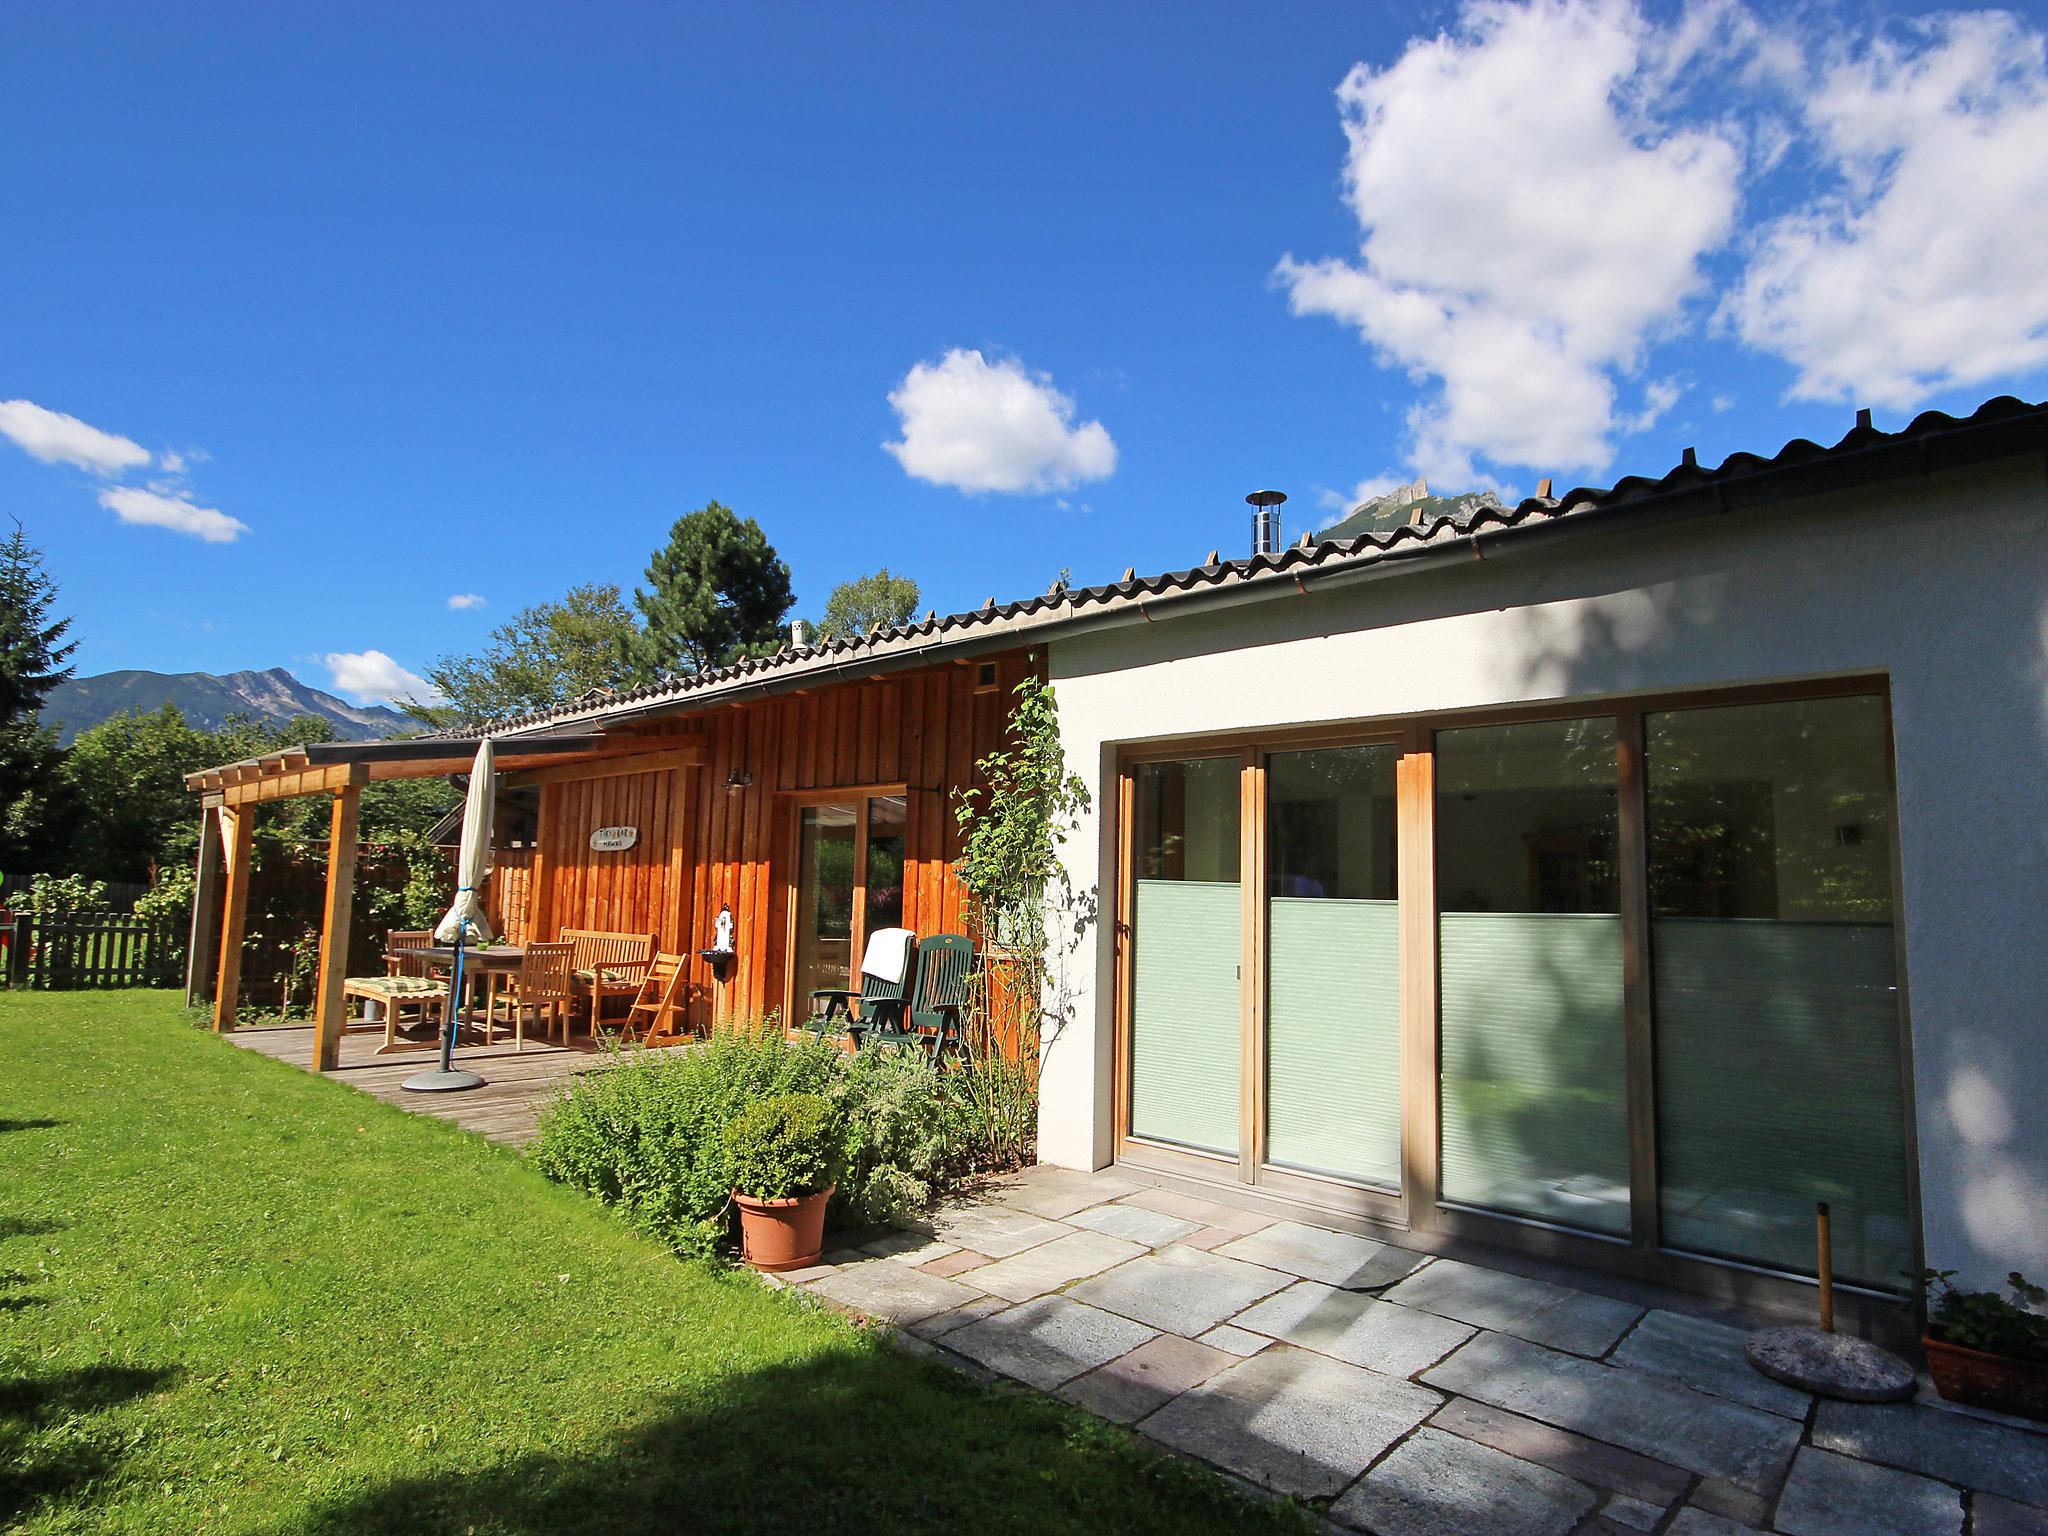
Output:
779,1164,2048,1536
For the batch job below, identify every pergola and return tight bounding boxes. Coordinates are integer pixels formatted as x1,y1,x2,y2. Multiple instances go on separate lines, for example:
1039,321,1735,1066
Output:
182,730,704,1070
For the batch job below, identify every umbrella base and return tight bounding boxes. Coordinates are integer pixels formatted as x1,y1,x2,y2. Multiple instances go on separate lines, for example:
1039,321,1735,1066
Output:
401,1068,486,1094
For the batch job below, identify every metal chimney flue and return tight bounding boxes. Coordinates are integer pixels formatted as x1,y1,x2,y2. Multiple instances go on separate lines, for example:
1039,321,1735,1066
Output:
1247,489,1287,556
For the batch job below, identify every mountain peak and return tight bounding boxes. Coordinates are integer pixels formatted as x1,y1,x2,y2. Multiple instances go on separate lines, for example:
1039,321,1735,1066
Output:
41,667,417,746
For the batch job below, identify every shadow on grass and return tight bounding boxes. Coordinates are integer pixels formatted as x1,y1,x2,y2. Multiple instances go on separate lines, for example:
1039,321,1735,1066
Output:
292,1342,1304,1536
0,1364,177,1526
0,1215,62,1241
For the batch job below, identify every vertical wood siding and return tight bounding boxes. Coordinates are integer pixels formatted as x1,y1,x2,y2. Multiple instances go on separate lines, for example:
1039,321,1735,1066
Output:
524,650,1039,1031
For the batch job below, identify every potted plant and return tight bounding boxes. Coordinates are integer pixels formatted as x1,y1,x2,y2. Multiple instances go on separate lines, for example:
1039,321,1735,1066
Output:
1910,1268,2048,1419
725,1093,840,1272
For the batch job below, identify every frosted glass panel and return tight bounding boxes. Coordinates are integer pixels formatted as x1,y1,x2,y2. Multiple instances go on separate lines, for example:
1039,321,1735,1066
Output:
1267,898,1400,1184
1130,880,1241,1154
1648,695,1910,1289
1436,717,1627,1235
1439,913,1630,1232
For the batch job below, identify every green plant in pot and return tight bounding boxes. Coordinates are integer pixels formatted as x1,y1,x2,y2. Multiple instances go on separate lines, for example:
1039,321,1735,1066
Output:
725,1093,840,1272
1910,1267,2048,1420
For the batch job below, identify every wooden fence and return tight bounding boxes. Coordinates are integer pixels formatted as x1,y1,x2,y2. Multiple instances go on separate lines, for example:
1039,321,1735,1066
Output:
3,912,185,990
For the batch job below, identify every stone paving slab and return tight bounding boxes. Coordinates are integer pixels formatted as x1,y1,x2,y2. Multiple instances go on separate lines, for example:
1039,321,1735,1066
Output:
1330,1424,1597,1536
1429,1397,1693,1506
923,1201,1075,1258
1600,1493,1662,1531
1067,1244,1293,1335
906,1294,1010,1340
1057,1333,1236,1424
1774,1444,1963,1536
1215,1220,1425,1289
859,1229,962,1265
1177,1225,1245,1251
1385,1257,1643,1356
919,1249,991,1278
957,1229,1147,1302
1812,1398,2048,1510
1610,1309,1811,1418
1117,1187,1276,1234
1977,1493,2048,1536
945,1294,1158,1391
1422,1331,1801,1493
1665,1513,1763,1536
984,1165,1146,1220
804,1257,983,1326
1067,1201,1202,1246
1137,1343,1441,1500
1198,1323,1273,1358
1231,1279,1476,1377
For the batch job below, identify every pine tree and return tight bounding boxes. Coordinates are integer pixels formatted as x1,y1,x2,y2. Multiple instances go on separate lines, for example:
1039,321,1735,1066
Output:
624,502,794,681
0,523,76,871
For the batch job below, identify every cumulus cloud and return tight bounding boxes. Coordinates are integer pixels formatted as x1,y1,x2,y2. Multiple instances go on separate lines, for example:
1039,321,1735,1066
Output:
98,486,250,543
1727,10,2048,408
447,592,486,611
325,650,441,707
883,349,1116,494
0,399,152,476
1276,0,1747,481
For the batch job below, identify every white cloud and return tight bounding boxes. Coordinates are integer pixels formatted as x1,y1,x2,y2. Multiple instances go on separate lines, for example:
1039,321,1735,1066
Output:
1275,0,1746,481
0,399,151,476
1728,11,2048,408
883,349,1117,494
325,650,441,707
447,592,486,610
1317,475,1402,515
1621,377,1685,434
97,485,250,543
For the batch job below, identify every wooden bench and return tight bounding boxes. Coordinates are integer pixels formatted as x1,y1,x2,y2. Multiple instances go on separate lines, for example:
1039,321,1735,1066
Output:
560,929,656,1031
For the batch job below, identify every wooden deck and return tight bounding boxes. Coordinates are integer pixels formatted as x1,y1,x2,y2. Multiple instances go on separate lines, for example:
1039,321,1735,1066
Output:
225,1021,685,1146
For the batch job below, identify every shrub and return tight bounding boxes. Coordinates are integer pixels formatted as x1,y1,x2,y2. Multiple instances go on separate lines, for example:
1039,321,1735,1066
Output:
827,1047,965,1225
950,1048,1037,1172
724,1093,838,1199
530,1027,840,1256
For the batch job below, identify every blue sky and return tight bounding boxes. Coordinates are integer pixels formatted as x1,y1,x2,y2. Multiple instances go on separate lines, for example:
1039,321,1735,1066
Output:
4,1,2046,703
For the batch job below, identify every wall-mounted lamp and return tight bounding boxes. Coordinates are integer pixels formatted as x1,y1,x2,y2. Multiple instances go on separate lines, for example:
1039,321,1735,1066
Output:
726,767,754,793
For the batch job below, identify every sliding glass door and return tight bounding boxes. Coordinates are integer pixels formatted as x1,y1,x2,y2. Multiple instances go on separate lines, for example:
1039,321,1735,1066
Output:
792,794,911,1011
1127,757,1242,1157
1264,745,1402,1187
1647,696,1911,1286
1434,718,1630,1236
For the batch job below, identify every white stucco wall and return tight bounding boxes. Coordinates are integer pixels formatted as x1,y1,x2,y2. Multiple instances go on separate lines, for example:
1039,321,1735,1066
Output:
1038,457,2048,1293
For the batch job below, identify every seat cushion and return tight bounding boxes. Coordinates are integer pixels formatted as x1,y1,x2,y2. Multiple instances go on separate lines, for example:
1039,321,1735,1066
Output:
346,976,444,997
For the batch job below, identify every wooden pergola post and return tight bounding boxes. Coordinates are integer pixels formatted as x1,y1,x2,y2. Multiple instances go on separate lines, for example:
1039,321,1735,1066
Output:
212,802,255,1033
184,800,225,1008
312,767,366,1072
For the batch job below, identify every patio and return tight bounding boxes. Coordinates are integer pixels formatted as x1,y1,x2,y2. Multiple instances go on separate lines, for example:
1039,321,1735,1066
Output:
780,1165,2048,1536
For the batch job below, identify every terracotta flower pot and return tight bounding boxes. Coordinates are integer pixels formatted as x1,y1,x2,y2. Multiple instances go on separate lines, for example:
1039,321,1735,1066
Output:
1924,1333,2048,1421
733,1184,835,1273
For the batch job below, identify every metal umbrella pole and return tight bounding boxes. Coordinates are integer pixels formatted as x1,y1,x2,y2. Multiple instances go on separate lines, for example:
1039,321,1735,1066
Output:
404,736,495,1095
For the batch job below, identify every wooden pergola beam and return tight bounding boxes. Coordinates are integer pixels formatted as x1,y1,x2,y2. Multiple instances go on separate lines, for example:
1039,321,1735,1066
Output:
311,767,367,1071
211,803,255,1033
504,743,705,790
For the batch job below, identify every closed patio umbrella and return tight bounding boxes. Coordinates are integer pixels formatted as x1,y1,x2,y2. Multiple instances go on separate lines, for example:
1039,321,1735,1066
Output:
403,737,495,1093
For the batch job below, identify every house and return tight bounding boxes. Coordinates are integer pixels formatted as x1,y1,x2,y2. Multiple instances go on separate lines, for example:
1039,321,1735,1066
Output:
185,393,2047,1326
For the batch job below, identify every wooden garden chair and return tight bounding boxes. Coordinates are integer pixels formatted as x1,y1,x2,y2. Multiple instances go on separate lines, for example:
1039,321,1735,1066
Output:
383,930,439,977
863,932,974,1066
619,951,690,1045
807,928,917,1048
484,941,575,1050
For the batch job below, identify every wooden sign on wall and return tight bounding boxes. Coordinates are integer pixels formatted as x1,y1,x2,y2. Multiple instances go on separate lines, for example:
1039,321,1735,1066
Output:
589,825,639,853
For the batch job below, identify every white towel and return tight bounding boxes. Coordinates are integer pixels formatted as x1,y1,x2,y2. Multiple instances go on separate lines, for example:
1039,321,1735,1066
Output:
862,927,915,985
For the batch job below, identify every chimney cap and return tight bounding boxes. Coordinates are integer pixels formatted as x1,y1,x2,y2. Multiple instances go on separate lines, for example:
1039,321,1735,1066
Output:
1245,489,1288,508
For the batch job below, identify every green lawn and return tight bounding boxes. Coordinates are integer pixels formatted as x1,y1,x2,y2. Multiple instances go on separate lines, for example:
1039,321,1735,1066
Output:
0,992,1300,1535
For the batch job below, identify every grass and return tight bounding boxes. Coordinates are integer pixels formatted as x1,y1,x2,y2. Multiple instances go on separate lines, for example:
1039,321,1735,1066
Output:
0,991,1303,1535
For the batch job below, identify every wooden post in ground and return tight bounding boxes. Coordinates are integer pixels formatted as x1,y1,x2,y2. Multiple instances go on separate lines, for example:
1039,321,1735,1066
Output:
185,801,225,1008
312,768,365,1072
212,802,255,1033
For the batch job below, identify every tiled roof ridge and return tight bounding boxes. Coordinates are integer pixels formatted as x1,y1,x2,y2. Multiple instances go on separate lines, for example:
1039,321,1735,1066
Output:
426,393,2043,740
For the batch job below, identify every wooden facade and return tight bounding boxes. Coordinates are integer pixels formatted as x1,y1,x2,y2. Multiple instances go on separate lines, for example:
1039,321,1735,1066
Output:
517,649,1038,1032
